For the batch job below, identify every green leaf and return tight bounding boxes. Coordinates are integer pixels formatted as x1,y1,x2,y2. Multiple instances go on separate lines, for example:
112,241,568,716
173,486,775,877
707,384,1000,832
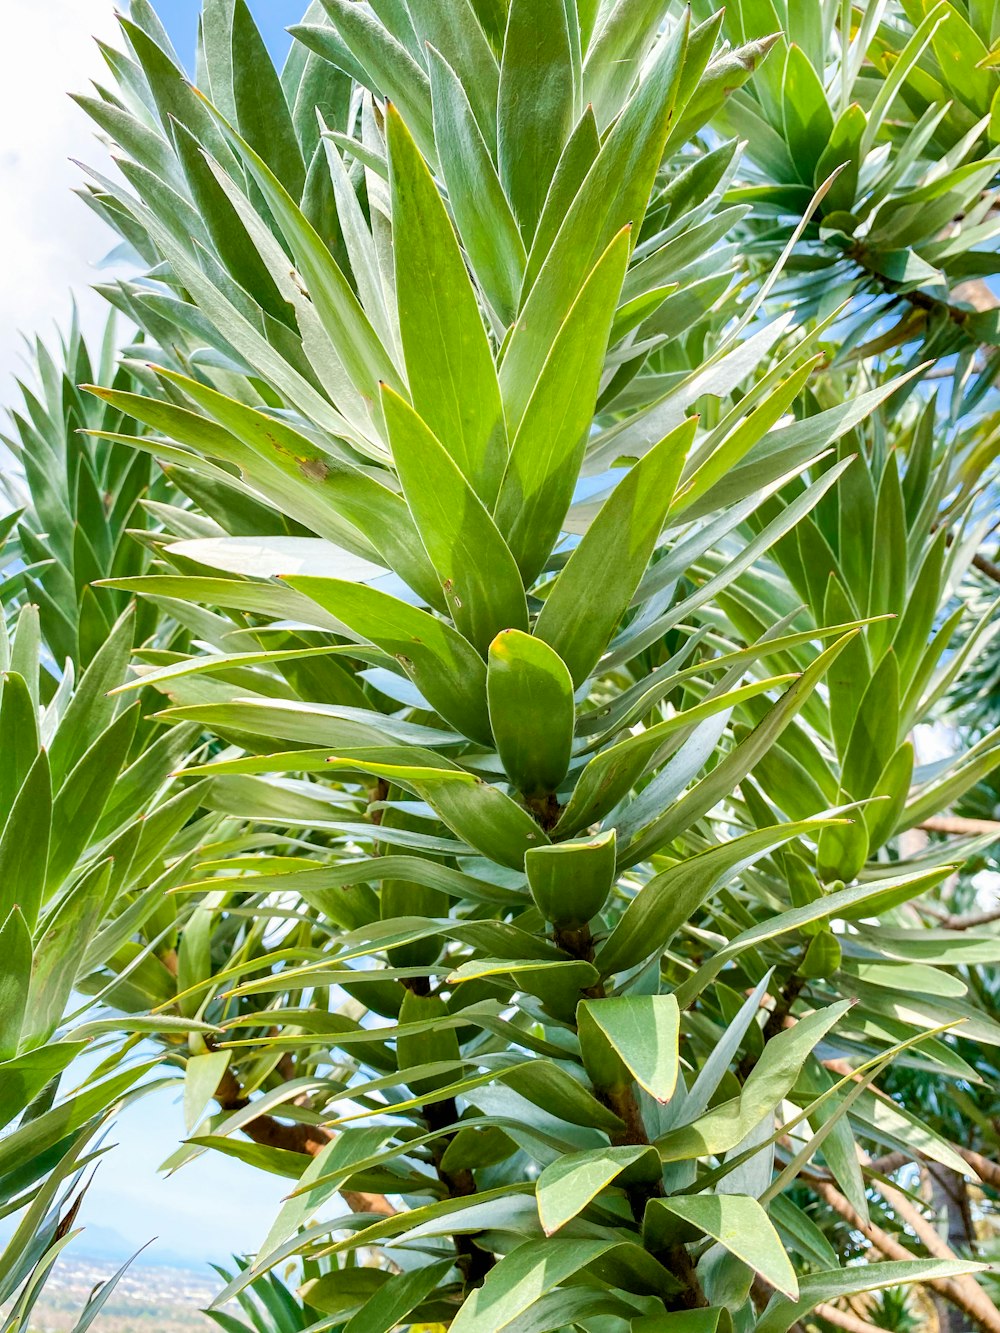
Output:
815,102,865,213
500,13,688,431
842,650,899,800
397,990,461,1095
208,100,401,412
650,1194,798,1298
506,1059,624,1132
868,454,907,655
231,0,305,198
327,749,550,869
302,1270,392,1318
525,830,616,929
135,370,443,605
865,741,914,850
675,866,954,1006
596,818,842,977
633,1309,734,1333
495,226,631,585
487,629,574,796
0,1043,88,1130
406,0,499,150
781,44,834,178
0,672,38,829
313,0,435,155
556,675,796,838
498,0,576,237
450,1238,621,1332
522,105,600,297
387,102,507,506
583,0,673,129
428,46,526,324
0,909,31,1061
342,1258,454,1333
48,606,135,784
27,861,113,1046
381,386,528,654
533,419,693,686
578,994,680,1101
286,577,492,744
0,752,51,931
757,1261,987,1333
184,1051,231,1132
536,1144,658,1235
620,632,859,867
47,705,140,891
656,1003,851,1162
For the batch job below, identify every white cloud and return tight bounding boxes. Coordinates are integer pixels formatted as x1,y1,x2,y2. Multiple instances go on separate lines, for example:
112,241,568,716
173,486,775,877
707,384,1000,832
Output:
0,0,124,393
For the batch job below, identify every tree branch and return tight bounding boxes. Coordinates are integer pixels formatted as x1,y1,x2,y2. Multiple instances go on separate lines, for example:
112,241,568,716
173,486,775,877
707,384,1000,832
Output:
806,1174,1000,1333
214,1065,395,1217
813,1301,884,1333
961,1148,1000,1193
919,900,1000,930
918,816,1000,841
973,551,1000,587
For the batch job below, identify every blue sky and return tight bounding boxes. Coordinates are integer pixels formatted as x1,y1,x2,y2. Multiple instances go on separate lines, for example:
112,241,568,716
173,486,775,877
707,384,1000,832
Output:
158,0,303,72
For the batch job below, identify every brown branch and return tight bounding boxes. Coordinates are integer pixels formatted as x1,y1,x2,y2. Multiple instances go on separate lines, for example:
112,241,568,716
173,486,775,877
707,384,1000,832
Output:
866,1147,1000,1195
806,1175,1000,1333
919,816,1000,841
814,1301,883,1333
973,551,1000,587
961,1149,1000,1192
423,1095,494,1287
867,1151,911,1177
214,1066,395,1217
920,900,1000,930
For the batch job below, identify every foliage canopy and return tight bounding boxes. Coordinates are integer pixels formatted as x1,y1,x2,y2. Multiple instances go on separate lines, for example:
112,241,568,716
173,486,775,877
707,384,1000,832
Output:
4,2,1000,1332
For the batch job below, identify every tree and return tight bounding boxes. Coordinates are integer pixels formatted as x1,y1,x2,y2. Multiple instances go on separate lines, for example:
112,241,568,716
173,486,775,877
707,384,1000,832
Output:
4,1,1000,1330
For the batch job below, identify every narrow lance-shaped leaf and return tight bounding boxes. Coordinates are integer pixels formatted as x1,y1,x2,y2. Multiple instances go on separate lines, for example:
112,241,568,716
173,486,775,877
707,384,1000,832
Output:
0,752,51,931
648,1194,798,1298
500,10,689,431
533,417,694,687
497,0,576,238
204,93,402,410
427,46,525,324
286,577,493,745
495,225,631,586
0,909,31,1061
327,749,549,869
381,385,528,655
387,102,508,507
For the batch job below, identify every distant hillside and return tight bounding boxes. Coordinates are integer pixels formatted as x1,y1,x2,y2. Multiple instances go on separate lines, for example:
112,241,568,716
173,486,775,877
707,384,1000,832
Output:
20,1253,219,1333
